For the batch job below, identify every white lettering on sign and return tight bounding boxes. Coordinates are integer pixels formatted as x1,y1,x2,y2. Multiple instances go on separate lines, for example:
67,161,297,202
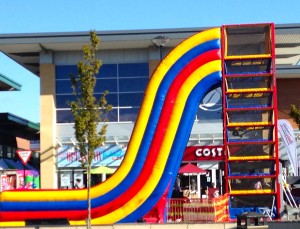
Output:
195,147,223,157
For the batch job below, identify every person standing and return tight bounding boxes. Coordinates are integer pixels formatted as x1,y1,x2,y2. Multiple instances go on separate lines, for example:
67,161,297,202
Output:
74,178,84,189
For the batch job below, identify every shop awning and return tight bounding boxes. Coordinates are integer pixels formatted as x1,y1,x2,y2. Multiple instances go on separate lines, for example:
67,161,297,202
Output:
0,159,14,170
0,159,39,177
5,159,30,170
90,166,116,174
96,147,125,167
178,163,206,174
57,145,125,168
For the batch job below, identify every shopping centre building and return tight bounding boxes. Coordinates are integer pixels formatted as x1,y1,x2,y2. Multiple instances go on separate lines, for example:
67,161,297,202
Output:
0,73,40,191
0,23,299,194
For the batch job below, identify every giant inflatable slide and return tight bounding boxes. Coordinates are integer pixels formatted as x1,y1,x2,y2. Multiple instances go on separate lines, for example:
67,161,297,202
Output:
0,23,279,225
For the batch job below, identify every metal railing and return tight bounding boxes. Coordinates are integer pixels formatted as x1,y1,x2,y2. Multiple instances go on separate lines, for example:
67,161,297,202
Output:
166,194,229,223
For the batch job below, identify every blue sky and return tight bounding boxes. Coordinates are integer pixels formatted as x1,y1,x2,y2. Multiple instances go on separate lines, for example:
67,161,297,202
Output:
0,0,299,123
0,0,299,33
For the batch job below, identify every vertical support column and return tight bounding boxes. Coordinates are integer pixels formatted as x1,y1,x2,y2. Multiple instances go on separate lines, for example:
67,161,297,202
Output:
271,24,281,217
211,169,217,186
39,50,57,188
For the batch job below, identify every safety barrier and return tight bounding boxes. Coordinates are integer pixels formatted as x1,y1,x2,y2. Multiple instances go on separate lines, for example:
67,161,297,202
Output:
166,194,229,223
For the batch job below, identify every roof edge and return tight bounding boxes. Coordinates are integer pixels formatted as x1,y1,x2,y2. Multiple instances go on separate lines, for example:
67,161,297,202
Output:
0,73,22,91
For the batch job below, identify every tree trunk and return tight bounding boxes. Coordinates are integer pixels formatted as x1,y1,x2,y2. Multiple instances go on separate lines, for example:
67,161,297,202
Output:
87,162,92,229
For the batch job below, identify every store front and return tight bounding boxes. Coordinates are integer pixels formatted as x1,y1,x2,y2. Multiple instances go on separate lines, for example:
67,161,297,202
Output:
0,158,40,191
0,113,40,191
175,145,225,199
56,144,125,189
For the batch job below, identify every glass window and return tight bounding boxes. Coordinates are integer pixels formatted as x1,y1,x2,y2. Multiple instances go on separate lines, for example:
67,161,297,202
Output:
95,78,117,93
197,109,223,121
56,65,78,80
197,87,223,120
119,108,140,122
57,109,118,123
57,110,74,123
57,93,118,109
7,146,12,158
119,93,144,107
56,64,118,80
56,95,76,108
119,78,148,93
57,77,117,95
98,64,117,78
119,63,149,77
105,108,118,122
95,93,118,107
56,63,149,123
56,80,73,94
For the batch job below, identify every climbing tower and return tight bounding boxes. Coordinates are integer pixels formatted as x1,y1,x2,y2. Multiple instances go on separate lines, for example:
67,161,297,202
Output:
221,23,280,219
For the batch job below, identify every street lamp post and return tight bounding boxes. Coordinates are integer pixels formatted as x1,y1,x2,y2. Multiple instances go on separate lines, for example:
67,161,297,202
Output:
152,35,170,60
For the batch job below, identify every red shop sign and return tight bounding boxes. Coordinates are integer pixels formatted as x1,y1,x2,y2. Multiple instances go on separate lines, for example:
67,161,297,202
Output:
182,146,224,161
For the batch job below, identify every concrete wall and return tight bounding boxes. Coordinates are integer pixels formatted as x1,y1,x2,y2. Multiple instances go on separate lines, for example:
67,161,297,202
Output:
40,61,57,188
277,78,300,129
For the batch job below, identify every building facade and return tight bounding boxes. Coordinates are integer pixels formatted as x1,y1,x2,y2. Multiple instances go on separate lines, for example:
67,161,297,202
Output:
0,24,299,190
0,73,40,191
